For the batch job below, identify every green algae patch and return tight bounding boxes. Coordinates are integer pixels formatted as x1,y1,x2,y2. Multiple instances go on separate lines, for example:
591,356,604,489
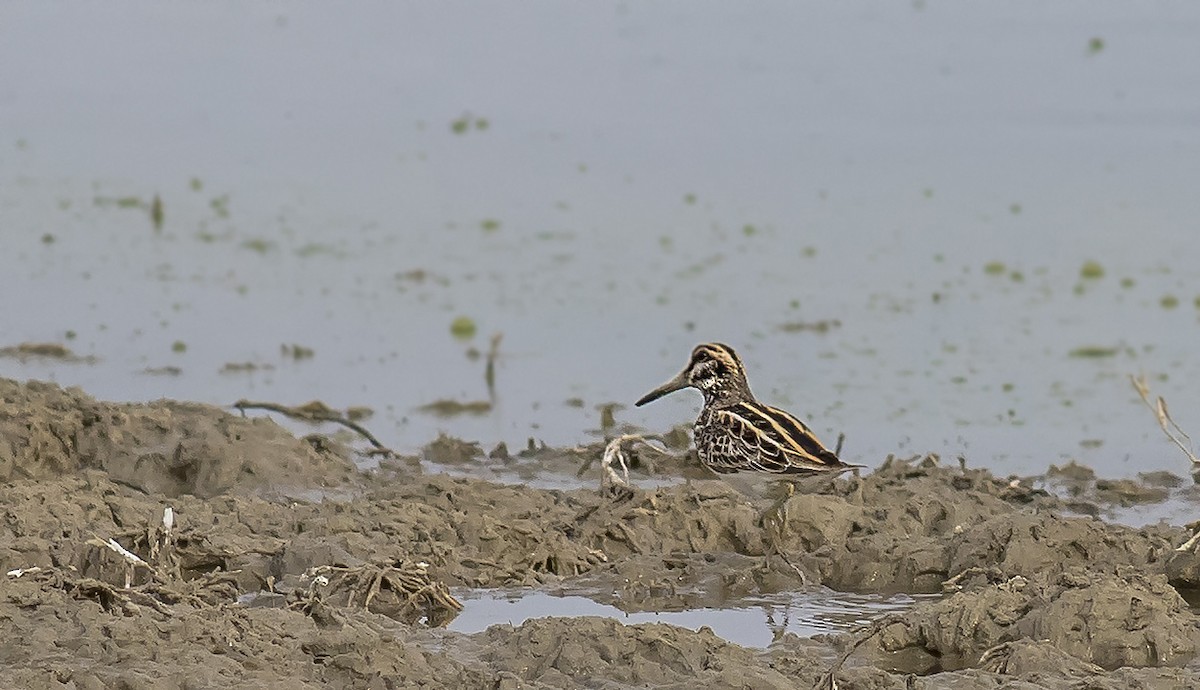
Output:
346,406,374,421
450,316,477,340
1069,346,1118,358
281,344,314,360
296,243,343,258
210,195,230,219
1161,295,1179,309
451,114,487,134
480,219,501,232
778,319,840,334
983,261,1006,276
1080,260,1105,279
241,238,273,254
220,361,272,373
418,399,492,417
0,342,95,363
150,194,164,231
171,341,187,354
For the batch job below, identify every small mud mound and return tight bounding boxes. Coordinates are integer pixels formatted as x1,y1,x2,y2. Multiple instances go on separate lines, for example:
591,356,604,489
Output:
777,457,1182,593
474,617,801,689
0,378,356,496
878,566,1198,673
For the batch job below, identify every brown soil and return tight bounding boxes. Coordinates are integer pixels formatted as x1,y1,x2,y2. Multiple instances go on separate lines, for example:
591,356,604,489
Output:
2,377,1199,689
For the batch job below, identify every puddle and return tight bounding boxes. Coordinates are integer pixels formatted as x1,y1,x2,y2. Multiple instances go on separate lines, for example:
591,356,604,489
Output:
1086,492,1200,529
1038,478,1200,529
449,589,927,649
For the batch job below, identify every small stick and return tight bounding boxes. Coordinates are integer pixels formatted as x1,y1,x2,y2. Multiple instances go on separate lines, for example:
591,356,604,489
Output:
485,332,503,402
89,536,149,568
234,399,395,456
593,434,667,491
814,613,905,690
1130,375,1199,465
1177,527,1200,553
6,566,41,578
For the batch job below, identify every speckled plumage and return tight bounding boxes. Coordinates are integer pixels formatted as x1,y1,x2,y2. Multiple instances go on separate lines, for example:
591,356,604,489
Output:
636,343,857,496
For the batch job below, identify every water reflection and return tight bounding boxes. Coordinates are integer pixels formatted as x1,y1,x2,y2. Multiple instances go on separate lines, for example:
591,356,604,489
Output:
449,589,928,649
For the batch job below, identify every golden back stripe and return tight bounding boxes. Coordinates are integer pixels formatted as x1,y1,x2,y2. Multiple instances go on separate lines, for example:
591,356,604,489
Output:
734,402,830,460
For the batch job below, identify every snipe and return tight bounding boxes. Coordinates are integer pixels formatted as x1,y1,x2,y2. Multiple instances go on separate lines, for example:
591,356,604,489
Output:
635,342,858,500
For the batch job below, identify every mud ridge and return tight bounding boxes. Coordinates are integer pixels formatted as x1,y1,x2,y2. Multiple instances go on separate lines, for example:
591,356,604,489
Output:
2,378,1199,689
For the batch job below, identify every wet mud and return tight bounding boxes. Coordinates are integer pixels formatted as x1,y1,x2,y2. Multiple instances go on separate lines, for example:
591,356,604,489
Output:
3,377,1200,688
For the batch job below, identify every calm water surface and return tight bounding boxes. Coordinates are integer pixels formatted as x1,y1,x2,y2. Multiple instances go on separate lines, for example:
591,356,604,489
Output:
448,589,924,649
3,3,1200,481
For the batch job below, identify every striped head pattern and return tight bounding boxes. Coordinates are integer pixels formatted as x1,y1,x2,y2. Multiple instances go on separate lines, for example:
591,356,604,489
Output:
636,342,752,407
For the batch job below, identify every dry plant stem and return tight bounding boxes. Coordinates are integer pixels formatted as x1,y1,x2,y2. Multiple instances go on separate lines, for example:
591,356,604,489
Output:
597,434,669,491
1177,528,1200,553
814,613,906,690
485,332,503,401
233,399,395,456
1130,374,1200,465
303,562,464,625
942,565,1004,592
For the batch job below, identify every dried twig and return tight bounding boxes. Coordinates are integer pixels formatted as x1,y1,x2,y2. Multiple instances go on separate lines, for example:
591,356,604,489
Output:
297,560,463,626
87,534,161,588
591,434,667,492
814,613,906,690
485,332,503,401
1177,521,1200,553
1130,375,1199,465
6,566,42,578
234,399,395,456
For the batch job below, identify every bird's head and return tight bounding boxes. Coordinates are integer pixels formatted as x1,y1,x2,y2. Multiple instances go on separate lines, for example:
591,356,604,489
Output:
635,342,751,407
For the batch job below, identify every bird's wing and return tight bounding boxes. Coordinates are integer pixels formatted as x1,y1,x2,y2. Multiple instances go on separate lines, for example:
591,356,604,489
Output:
709,403,845,475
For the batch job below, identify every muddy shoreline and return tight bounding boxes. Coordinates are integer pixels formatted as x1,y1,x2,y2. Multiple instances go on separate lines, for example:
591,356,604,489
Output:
3,377,1200,689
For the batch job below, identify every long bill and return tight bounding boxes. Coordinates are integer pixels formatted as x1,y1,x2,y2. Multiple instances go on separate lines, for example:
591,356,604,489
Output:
635,370,690,406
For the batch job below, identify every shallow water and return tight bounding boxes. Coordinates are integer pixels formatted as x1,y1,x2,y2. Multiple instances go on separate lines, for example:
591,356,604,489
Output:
449,589,924,649
3,3,1200,479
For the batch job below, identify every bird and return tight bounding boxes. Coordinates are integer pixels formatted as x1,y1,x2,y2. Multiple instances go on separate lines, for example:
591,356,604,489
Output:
635,342,858,502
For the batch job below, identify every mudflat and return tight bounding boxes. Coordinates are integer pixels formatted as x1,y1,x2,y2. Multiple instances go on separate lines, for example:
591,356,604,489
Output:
3,377,1199,689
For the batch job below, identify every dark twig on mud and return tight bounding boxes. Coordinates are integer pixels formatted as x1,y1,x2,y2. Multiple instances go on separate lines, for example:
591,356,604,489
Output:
814,612,906,690
485,332,503,402
233,399,395,456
